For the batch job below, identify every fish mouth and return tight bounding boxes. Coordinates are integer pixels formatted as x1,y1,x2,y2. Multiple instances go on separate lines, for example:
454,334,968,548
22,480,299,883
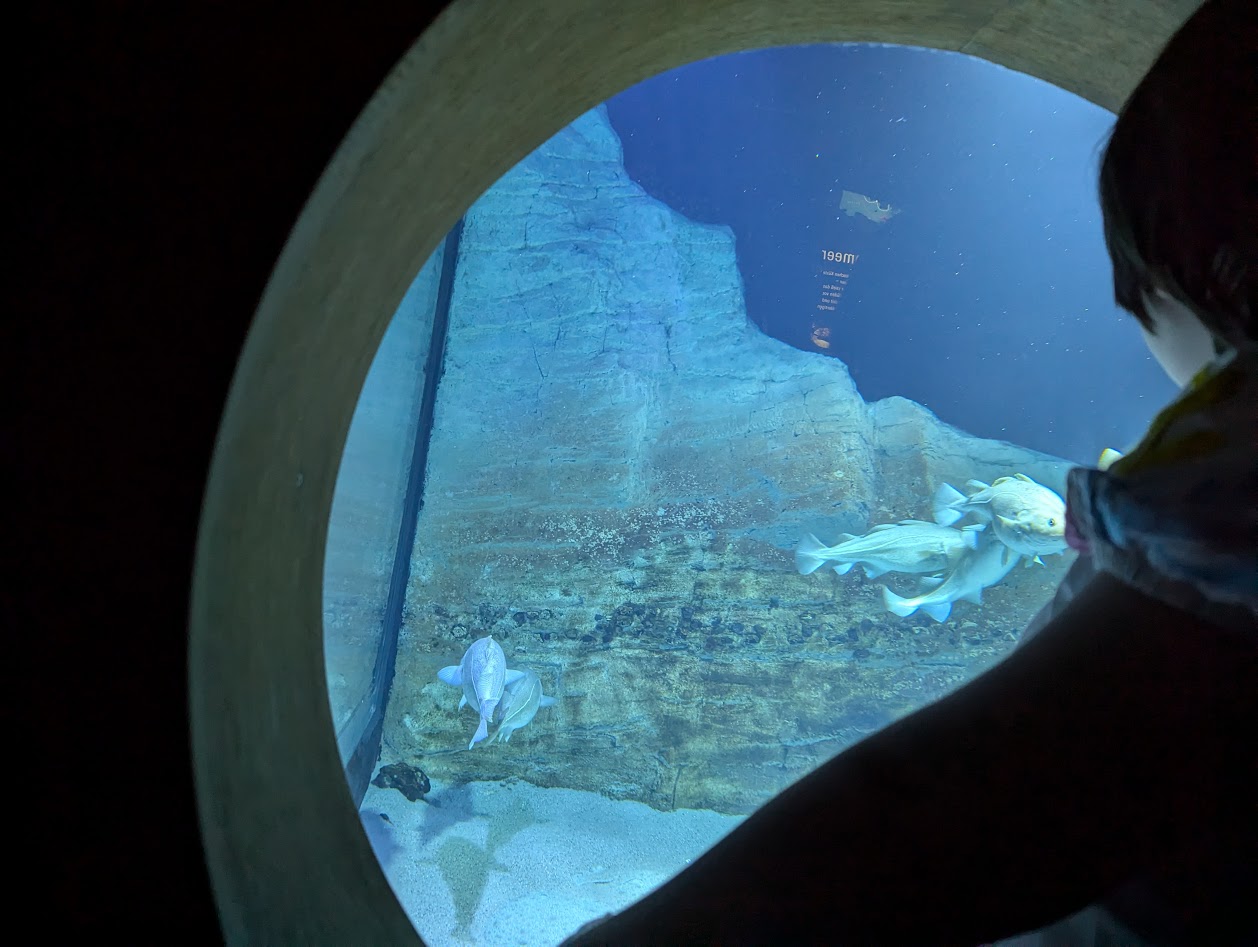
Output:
1025,534,1069,552
999,524,1066,555
1003,518,1065,542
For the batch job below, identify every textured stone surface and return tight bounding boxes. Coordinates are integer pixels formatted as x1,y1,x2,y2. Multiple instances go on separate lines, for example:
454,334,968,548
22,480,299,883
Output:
379,106,1074,814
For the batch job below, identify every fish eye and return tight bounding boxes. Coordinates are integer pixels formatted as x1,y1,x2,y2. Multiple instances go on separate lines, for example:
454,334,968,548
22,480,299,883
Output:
1047,518,1056,526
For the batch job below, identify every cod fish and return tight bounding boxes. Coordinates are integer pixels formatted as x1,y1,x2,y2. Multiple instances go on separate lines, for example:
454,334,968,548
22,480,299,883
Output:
882,531,1020,623
491,668,557,744
795,519,984,579
933,473,1067,563
437,636,525,749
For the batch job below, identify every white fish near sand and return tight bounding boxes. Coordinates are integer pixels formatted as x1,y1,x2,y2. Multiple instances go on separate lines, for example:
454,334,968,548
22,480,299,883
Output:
795,519,984,579
491,668,557,744
933,473,1068,563
882,531,1021,623
437,635,525,749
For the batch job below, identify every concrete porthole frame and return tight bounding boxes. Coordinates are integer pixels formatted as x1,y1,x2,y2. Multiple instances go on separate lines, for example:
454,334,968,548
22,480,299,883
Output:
187,0,1192,941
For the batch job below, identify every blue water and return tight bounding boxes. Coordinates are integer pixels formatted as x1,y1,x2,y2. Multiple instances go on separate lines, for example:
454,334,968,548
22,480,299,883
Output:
606,44,1177,464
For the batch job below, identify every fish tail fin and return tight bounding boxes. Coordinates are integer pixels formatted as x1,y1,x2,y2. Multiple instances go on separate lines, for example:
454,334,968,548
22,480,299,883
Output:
469,717,489,749
933,483,966,525
794,533,831,575
922,602,952,622
882,585,916,617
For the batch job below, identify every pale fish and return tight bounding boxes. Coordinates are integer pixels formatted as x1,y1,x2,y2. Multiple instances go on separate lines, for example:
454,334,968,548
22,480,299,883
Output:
795,519,984,579
491,668,557,744
437,636,525,749
882,531,1021,623
932,473,1067,563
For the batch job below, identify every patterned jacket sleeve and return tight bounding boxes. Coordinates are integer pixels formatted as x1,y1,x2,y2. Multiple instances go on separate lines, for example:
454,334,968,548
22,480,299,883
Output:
1059,345,1258,634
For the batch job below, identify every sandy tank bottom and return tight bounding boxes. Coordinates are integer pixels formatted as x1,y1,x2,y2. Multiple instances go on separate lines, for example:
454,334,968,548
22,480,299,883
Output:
361,777,744,946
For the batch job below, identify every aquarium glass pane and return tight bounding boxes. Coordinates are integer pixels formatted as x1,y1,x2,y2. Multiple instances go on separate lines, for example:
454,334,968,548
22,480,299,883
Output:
328,43,1173,946
324,248,445,769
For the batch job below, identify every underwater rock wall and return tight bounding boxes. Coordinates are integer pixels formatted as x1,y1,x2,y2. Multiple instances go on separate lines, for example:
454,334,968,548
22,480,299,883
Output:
867,395,1069,526
383,106,1072,814
323,250,443,758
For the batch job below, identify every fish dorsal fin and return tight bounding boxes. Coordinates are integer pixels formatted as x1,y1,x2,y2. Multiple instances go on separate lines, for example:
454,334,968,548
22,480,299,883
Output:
897,518,932,526
1014,473,1034,483
966,479,990,490
868,523,899,532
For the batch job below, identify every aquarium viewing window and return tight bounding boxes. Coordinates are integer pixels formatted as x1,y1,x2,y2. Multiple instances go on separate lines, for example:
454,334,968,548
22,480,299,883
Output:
187,3,1186,943
317,41,1172,947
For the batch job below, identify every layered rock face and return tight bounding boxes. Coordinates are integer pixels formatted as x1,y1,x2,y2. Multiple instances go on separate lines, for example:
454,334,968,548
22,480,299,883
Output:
380,106,1073,814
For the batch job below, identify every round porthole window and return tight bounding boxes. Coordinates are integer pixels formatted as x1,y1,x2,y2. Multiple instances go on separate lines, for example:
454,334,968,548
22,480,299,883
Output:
189,3,1186,943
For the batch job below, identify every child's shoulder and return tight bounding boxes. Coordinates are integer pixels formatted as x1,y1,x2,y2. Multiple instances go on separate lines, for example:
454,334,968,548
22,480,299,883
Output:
1065,345,1257,629
1111,344,1255,477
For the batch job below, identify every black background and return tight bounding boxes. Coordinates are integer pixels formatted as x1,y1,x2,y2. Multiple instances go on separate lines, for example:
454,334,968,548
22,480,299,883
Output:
18,5,446,937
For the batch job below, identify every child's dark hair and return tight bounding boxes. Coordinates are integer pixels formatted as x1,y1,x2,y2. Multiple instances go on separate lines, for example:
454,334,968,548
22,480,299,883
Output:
1099,0,1256,346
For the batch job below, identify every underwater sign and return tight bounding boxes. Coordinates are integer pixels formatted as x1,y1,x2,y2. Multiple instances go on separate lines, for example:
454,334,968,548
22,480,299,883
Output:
809,190,899,351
